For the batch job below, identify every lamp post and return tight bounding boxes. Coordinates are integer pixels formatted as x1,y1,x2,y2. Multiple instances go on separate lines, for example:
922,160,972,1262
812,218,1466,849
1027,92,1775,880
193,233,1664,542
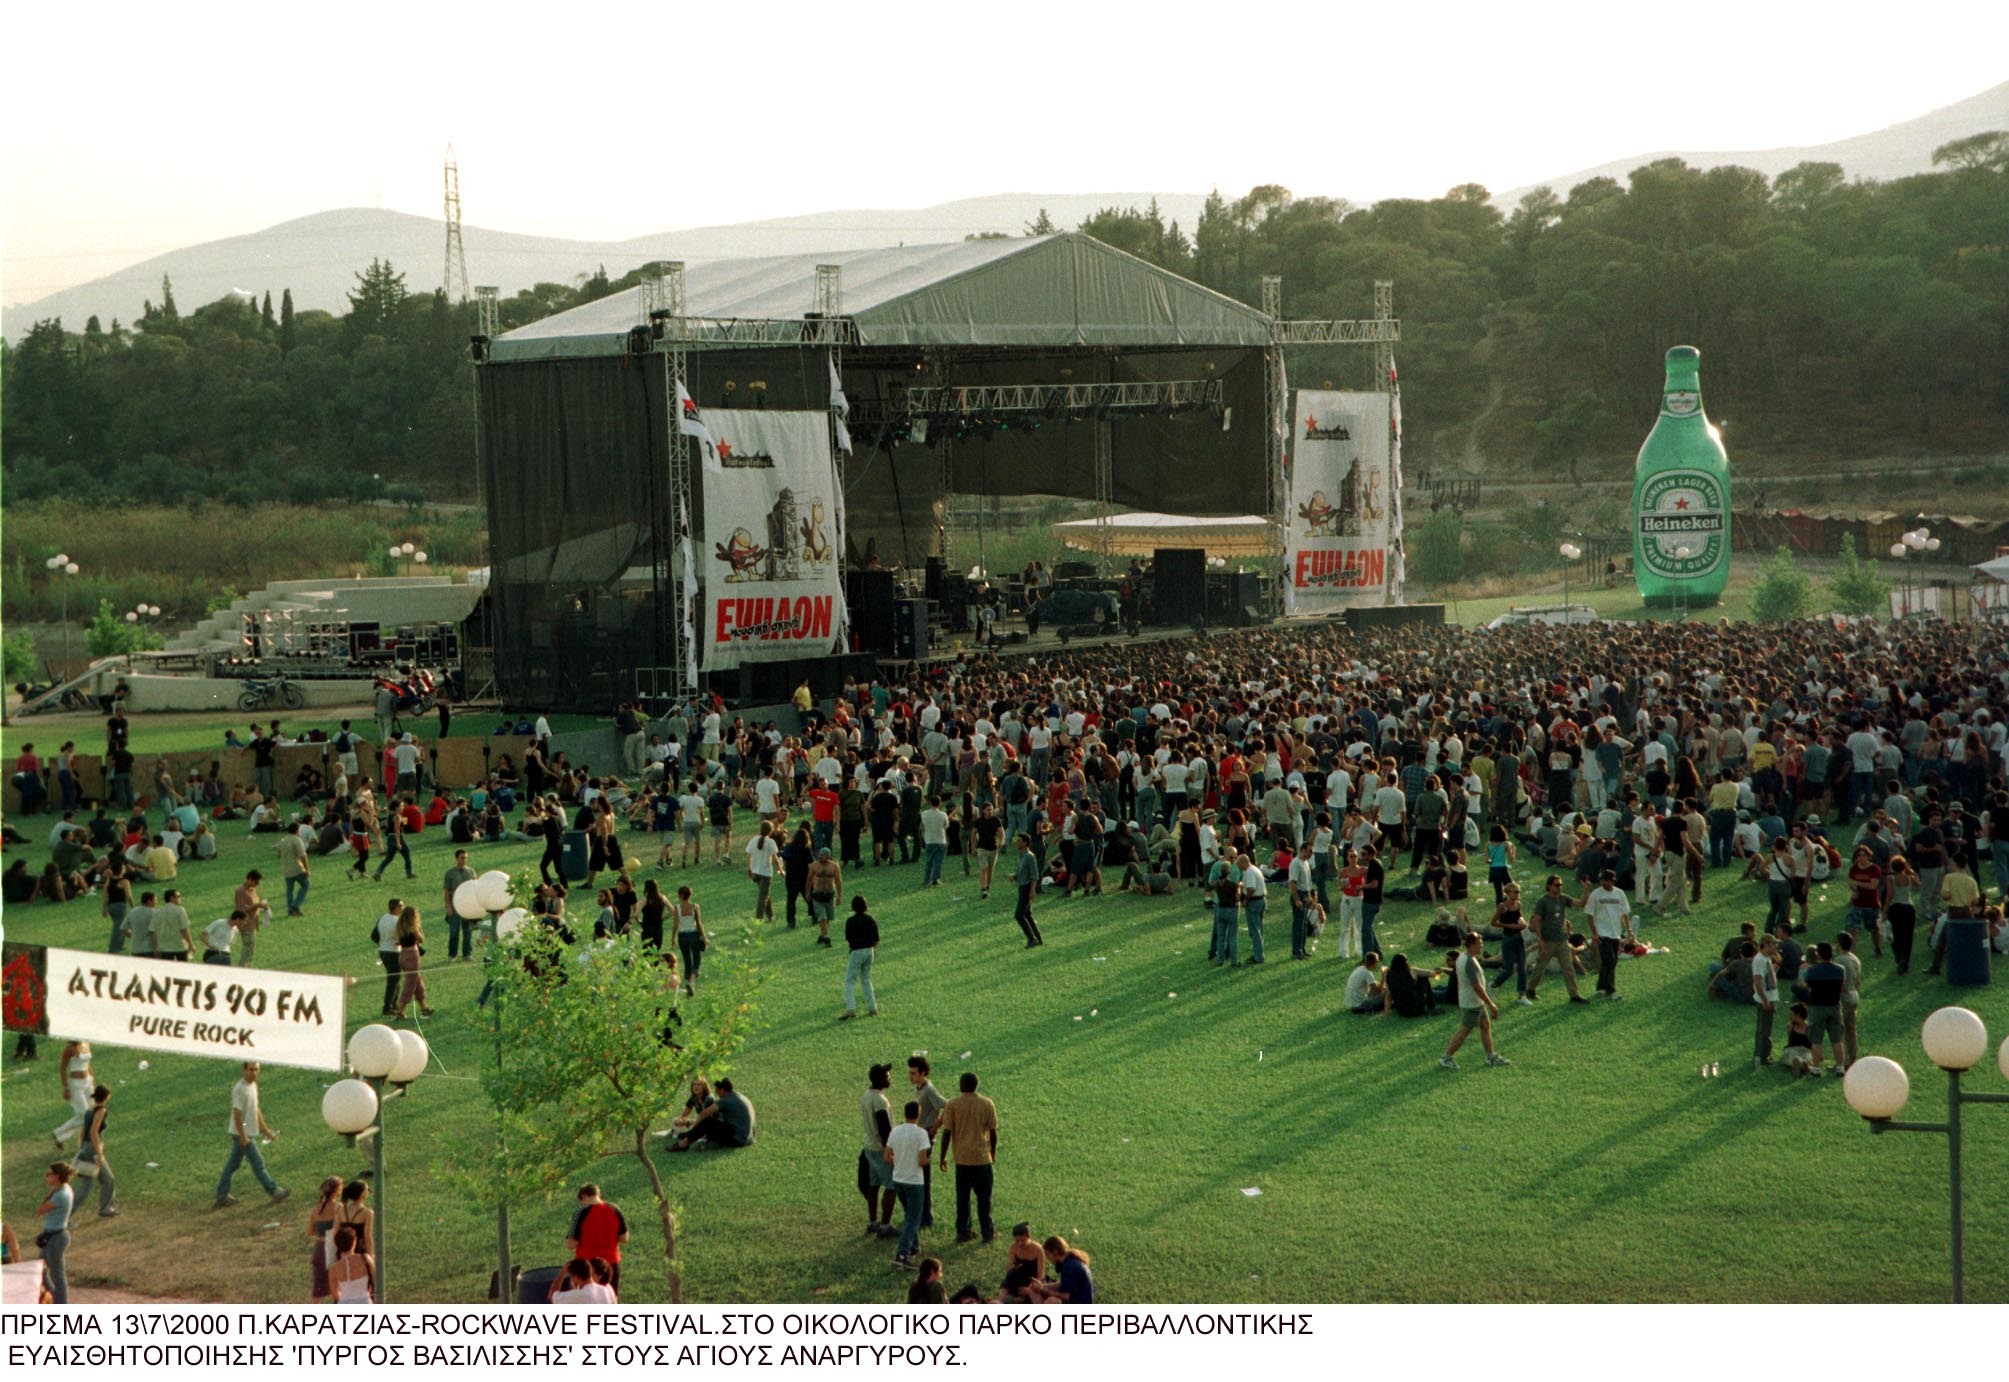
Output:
323,1023,428,1303
1843,1006,2009,1302
45,556,80,663
384,542,429,577
1558,542,1582,611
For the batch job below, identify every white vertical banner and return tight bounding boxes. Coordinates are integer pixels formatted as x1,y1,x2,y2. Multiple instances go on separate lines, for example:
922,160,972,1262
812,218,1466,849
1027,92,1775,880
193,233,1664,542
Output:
1287,390,1392,613
828,356,853,455
701,411,847,671
678,498,699,688
1387,367,1406,605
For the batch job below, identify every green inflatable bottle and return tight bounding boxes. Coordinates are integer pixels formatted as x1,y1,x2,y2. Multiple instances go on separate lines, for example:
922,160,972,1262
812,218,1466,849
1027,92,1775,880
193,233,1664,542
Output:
1633,345,1729,607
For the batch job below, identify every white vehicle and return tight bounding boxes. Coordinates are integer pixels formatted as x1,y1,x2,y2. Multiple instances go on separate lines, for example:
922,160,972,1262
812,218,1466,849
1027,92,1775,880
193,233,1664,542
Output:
1485,603,1600,629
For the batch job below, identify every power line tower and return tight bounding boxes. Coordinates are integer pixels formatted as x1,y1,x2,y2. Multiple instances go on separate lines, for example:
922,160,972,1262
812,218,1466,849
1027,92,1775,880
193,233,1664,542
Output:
443,146,471,303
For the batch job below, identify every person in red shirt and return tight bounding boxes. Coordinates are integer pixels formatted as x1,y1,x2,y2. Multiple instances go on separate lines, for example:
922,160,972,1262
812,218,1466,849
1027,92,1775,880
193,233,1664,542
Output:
12,745,46,814
806,782,840,854
566,1184,628,1291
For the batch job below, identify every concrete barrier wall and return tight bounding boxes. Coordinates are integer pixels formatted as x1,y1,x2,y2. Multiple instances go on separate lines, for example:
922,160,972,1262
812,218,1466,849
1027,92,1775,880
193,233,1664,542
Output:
6,741,380,815
119,674,380,713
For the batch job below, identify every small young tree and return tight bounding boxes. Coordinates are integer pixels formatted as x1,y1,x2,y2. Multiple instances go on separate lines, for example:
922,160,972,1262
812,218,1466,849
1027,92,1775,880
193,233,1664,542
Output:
445,891,766,1303
1827,533,1890,618
1749,547,1816,622
84,598,165,657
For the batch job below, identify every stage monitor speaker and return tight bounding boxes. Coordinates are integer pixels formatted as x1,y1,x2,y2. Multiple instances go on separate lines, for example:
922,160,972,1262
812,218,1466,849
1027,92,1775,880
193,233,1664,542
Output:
894,598,931,661
846,570,896,654
1207,570,1261,623
1154,548,1207,624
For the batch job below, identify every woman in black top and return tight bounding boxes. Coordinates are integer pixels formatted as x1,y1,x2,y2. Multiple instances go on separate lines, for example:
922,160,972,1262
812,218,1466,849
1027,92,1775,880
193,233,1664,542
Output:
639,879,668,951
782,826,813,929
538,806,567,885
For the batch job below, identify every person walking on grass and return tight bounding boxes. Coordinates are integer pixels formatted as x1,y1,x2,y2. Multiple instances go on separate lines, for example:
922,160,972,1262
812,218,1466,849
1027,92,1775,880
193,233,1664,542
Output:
859,1064,898,1241
442,850,475,961
71,1085,117,1219
374,797,414,881
1752,935,1780,1069
1238,851,1268,964
216,1062,289,1209
276,823,310,916
375,898,403,1016
936,1071,999,1244
672,886,705,995
1012,834,1044,948
746,821,780,923
1581,868,1633,1001
908,1055,946,1231
808,848,842,948
841,896,880,1020
1441,932,1509,1069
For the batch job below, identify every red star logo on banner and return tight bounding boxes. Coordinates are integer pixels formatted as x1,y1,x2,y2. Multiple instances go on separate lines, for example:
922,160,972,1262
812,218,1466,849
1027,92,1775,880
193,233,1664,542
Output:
1673,497,1690,510
717,441,733,461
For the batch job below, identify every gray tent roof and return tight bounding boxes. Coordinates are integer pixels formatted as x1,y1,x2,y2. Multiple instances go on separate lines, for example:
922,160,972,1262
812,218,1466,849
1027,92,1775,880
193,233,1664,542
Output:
489,233,1272,361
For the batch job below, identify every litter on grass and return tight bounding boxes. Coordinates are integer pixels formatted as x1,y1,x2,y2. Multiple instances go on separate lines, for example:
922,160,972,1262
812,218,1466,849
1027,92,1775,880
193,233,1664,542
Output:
137,1061,150,1071
1167,992,1178,999
145,1162,159,1170
959,1051,972,1060
1241,1187,1263,1197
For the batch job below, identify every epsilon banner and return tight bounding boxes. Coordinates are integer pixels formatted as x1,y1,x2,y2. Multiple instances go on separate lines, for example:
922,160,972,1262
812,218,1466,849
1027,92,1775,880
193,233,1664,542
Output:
7,943,347,1071
1287,390,1393,612
702,410,846,670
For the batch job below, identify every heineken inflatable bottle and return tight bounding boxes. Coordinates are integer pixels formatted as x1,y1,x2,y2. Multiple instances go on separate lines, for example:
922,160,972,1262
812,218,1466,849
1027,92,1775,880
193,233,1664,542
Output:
1633,345,1729,607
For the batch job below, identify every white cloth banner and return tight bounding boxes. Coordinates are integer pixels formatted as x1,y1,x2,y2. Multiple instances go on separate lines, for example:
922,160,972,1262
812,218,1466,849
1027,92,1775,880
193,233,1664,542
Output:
678,497,699,688
829,356,853,455
39,946,347,1072
702,411,846,670
1287,390,1394,613
677,380,726,473
1387,371,1405,605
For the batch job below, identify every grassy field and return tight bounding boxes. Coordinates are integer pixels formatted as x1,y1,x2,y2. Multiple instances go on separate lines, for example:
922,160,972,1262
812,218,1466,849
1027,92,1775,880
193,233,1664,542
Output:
5,791,2006,1304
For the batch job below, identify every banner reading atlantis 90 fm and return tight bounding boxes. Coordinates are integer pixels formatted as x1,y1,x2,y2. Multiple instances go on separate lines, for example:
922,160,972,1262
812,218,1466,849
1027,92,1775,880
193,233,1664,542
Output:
1287,390,1392,613
700,410,848,671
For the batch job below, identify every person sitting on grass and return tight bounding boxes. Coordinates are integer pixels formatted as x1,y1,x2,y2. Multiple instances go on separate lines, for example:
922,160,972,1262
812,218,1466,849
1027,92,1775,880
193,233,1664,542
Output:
1027,1235,1094,1304
1345,953,1384,1013
907,1257,948,1305
671,1077,755,1151
1382,953,1438,1017
997,1223,1048,1302
1780,1002,1815,1076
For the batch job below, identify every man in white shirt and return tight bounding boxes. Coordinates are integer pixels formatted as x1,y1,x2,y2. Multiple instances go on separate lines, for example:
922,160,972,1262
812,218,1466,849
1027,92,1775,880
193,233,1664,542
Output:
215,1062,288,1208
745,823,781,923
1288,841,1317,960
201,911,243,965
375,901,404,1017
920,797,951,887
1160,757,1191,817
1239,853,1269,965
753,768,784,823
1325,765,1354,815
1440,932,1509,1070
1373,780,1407,850
1751,935,1779,1068
393,734,423,795
885,1101,932,1268
1582,869,1634,1001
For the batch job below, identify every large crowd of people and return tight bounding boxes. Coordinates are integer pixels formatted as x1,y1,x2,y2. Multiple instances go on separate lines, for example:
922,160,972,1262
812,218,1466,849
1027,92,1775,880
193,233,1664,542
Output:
8,610,2009,1302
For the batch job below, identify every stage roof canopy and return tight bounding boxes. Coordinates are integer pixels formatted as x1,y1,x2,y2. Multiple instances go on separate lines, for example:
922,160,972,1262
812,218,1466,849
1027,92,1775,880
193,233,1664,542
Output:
1054,512,1272,558
491,233,1273,361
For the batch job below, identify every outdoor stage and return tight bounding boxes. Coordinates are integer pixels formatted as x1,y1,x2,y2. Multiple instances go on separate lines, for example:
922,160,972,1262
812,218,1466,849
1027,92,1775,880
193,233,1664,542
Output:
474,234,1402,711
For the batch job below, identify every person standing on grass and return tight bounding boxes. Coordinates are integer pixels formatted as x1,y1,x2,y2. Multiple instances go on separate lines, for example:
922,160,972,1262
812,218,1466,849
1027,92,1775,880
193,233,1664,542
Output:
36,1163,75,1303
1492,881,1531,1004
840,896,880,1020
781,824,812,930
215,1062,289,1208
71,1086,117,1219
276,818,311,916
375,795,415,881
921,796,951,889
202,910,246,965
673,886,705,995
1012,834,1044,948
232,871,269,966
1799,942,1848,1077
859,1064,898,1241
1288,839,1317,960
1441,932,1509,1069
1238,852,1268,964
566,1184,628,1294
746,821,780,923
908,1056,947,1231
375,898,403,1016
1752,935,1780,1069
1581,868,1633,1001
808,848,842,948
937,1071,998,1245
100,864,133,955
886,1101,931,1269
442,850,475,961
150,889,193,961
1835,930,1864,1069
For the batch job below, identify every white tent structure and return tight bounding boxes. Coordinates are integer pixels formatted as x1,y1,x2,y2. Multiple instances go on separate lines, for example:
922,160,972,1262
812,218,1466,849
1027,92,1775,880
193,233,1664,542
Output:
1053,511,1271,558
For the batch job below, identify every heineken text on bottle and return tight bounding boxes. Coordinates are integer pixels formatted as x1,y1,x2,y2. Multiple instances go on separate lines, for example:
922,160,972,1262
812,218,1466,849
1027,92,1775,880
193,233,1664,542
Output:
1633,345,1730,607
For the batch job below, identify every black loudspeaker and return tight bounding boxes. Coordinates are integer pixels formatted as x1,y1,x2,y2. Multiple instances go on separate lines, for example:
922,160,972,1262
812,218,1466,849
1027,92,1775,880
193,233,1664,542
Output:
1207,570,1261,623
846,570,896,654
894,598,931,660
925,557,945,601
1154,548,1207,624
1342,603,1445,629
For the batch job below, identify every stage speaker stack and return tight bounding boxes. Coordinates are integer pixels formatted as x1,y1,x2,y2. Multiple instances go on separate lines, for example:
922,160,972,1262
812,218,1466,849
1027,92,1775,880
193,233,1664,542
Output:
1207,570,1262,626
846,570,897,654
1153,548,1207,624
925,556,946,602
1342,603,1445,630
894,598,931,660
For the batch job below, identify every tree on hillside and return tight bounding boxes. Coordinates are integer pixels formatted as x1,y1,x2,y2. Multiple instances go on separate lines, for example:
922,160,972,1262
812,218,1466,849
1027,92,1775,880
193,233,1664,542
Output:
1749,547,1816,622
279,288,296,356
1931,130,2009,173
447,913,767,1303
1024,208,1056,236
1827,533,1890,617
261,291,275,332
346,258,410,340
1533,389,1615,483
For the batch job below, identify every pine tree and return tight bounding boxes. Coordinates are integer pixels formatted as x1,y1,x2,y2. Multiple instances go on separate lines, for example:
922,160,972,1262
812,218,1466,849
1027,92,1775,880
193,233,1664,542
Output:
261,291,275,332
160,275,179,323
1024,208,1056,236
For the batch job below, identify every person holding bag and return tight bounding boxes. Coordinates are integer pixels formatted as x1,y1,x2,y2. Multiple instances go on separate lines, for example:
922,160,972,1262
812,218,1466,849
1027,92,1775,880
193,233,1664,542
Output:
673,886,706,995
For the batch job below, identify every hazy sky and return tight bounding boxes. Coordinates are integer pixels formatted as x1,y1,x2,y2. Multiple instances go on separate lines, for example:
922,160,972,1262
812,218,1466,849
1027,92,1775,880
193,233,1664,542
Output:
5,0,2004,304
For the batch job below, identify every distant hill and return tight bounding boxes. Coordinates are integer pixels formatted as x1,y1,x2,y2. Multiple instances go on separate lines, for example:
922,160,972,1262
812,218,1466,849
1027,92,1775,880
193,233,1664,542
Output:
1495,80,2009,208
1,193,1209,341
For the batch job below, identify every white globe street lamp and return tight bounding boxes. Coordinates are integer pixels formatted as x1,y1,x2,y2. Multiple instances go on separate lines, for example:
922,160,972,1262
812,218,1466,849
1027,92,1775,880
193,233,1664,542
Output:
328,1022,426,1304
1842,1006,2009,1302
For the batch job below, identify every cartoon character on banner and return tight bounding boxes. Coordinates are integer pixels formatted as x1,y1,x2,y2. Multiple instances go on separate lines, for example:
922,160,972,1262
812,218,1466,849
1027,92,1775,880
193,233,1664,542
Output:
715,528,768,582
765,487,800,582
1359,469,1383,525
801,499,833,564
1296,489,1341,538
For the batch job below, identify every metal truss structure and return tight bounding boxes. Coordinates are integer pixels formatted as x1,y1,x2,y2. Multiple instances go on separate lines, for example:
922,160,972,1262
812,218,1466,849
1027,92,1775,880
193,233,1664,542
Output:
904,379,1223,417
